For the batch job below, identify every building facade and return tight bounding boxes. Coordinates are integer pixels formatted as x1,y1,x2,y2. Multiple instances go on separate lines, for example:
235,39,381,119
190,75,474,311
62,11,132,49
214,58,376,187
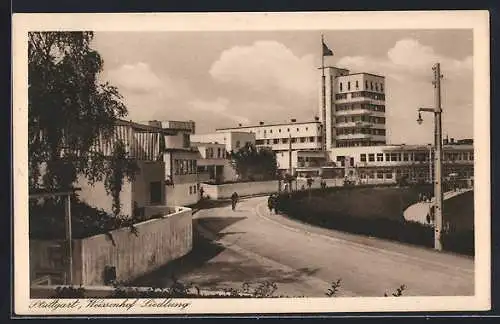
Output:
216,119,325,172
321,67,386,148
191,141,238,183
190,131,255,153
146,120,200,206
76,120,172,219
325,143,474,185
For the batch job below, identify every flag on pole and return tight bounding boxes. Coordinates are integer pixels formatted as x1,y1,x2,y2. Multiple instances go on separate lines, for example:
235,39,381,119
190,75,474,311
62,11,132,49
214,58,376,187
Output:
322,40,334,56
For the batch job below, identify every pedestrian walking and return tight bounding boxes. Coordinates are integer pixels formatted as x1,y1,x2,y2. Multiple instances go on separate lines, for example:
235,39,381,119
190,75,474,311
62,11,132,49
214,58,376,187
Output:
268,194,276,214
231,191,239,211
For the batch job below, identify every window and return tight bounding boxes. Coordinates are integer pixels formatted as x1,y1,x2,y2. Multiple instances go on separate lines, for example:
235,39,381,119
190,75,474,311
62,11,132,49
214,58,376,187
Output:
340,82,343,91
309,136,315,142
279,129,282,133
355,80,359,89
235,140,241,148
347,81,351,90
306,127,308,131
217,148,221,158
282,138,288,144
291,138,297,143
403,153,409,161
377,172,384,179
183,133,190,148
360,154,367,162
193,185,197,194
390,153,399,162
385,153,390,161
386,171,393,179
375,83,379,91
370,82,373,90
381,84,384,92
368,153,375,162
469,152,474,160
150,181,162,204
300,137,306,143
296,128,299,132
267,139,271,145
189,186,192,195
270,129,273,133
273,139,279,144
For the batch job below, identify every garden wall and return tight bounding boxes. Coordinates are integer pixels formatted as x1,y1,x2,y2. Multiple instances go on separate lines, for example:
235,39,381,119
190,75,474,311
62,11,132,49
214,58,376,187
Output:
201,180,281,199
30,206,193,286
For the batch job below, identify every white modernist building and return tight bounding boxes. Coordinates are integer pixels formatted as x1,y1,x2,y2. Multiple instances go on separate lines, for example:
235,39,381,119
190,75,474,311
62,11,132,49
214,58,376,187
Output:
190,131,255,153
213,63,473,185
146,120,201,206
191,141,238,183
216,119,327,173
321,67,386,149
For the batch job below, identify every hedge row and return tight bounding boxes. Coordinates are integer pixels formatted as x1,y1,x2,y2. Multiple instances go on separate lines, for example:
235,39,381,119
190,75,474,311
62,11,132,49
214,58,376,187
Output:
275,190,474,256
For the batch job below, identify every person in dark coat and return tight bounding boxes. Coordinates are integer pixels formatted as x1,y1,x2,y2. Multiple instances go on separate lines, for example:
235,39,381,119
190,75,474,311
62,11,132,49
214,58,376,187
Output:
231,192,239,211
268,194,277,214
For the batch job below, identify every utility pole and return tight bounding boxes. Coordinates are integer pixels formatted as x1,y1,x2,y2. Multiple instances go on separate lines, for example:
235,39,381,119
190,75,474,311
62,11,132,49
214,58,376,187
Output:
288,133,292,175
321,34,327,152
433,62,444,251
417,63,444,251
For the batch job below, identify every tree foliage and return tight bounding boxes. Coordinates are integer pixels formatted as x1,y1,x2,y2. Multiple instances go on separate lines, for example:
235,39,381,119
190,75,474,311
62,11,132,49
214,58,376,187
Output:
28,31,132,191
229,143,278,181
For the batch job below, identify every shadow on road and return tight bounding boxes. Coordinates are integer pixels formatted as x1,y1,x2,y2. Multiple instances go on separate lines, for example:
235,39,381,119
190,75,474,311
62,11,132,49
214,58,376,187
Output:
196,216,247,235
131,229,227,288
131,215,323,292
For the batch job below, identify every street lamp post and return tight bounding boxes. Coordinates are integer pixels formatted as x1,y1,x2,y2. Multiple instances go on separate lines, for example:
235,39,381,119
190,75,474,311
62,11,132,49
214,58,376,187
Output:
417,62,444,251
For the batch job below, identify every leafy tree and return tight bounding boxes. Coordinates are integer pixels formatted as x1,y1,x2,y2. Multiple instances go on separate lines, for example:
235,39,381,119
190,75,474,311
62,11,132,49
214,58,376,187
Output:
229,143,277,181
28,31,135,193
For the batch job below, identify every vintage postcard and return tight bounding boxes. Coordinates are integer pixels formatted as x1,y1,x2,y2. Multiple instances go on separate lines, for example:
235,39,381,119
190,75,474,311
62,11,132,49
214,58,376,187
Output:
12,11,490,316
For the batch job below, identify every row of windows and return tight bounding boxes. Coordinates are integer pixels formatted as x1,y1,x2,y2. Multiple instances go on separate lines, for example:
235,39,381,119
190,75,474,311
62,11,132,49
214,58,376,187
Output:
173,159,197,175
336,128,386,136
258,126,319,135
339,80,384,93
335,91,386,101
205,147,226,159
336,116,385,124
336,141,386,147
256,136,322,145
188,184,201,195
336,103,386,112
358,151,474,163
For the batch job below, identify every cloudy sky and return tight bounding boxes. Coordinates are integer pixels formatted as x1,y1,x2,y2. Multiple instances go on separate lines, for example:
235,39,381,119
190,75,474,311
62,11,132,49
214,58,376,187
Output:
91,29,473,145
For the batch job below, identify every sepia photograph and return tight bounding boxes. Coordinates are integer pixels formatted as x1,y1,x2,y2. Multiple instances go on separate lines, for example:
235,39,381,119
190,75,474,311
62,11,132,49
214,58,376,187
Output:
12,11,490,315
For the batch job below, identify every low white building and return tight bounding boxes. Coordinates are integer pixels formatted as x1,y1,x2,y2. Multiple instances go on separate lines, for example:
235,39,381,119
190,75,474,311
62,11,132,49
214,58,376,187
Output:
325,142,474,184
216,119,325,174
191,141,238,183
190,131,255,153
146,120,200,206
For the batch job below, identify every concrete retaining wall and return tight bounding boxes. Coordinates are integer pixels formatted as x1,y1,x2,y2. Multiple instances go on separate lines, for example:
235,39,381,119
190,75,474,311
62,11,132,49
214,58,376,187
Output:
200,178,396,200
200,180,281,199
30,207,193,286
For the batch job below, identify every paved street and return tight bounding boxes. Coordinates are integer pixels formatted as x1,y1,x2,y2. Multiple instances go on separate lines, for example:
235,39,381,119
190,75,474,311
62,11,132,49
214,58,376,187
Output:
137,196,474,297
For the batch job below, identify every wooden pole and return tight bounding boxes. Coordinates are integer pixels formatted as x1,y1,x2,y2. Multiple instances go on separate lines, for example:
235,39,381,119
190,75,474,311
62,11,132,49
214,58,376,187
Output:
64,194,73,284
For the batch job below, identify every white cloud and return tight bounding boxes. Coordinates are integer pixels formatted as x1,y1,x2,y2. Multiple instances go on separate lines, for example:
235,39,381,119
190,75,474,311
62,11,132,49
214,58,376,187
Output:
189,97,250,124
336,38,473,144
106,62,191,98
209,41,317,98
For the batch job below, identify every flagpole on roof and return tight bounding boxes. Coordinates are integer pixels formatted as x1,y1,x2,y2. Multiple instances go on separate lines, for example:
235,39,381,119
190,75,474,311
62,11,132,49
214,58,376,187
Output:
321,34,326,151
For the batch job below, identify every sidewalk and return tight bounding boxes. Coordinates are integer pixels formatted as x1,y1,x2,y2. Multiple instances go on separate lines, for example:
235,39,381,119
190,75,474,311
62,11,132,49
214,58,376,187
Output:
403,188,473,225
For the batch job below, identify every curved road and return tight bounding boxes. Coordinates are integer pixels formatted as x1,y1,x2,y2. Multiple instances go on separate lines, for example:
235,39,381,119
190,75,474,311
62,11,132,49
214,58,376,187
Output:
193,196,474,297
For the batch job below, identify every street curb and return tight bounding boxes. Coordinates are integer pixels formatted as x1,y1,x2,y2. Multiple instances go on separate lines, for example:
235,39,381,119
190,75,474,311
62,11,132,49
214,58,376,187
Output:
193,219,356,297
252,200,474,275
